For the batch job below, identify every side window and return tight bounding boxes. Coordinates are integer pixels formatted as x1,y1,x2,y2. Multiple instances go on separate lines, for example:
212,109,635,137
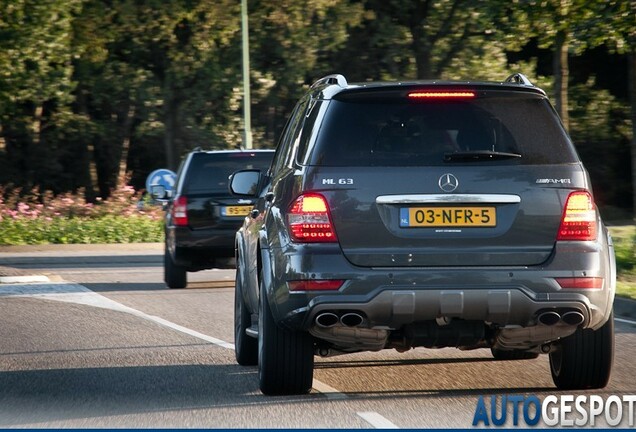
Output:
270,98,309,176
296,99,326,165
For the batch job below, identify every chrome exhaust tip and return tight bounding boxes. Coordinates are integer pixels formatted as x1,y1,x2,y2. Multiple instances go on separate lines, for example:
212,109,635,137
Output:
340,312,364,327
315,312,339,328
538,311,561,326
561,311,585,326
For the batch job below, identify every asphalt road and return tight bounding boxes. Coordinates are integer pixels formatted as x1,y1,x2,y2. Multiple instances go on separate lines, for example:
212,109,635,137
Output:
1,244,635,428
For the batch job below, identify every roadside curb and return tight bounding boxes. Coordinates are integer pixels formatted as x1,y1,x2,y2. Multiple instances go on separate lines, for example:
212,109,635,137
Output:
0,265,50,284
0,275,50,284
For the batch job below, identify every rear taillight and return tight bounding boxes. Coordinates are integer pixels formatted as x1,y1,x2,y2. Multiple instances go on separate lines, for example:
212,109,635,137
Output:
287,193,337,243
172,196,188,227
557,191,597,241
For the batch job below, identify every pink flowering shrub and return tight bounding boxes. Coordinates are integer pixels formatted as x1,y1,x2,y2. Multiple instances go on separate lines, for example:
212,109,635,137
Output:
0,184,164,244
0,185,163,222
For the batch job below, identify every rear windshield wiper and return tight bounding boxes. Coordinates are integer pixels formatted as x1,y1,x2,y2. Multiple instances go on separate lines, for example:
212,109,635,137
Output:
444,150,522,162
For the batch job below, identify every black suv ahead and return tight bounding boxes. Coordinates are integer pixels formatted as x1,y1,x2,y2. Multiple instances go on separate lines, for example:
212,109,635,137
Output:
230,74,616,395
160,149,274,288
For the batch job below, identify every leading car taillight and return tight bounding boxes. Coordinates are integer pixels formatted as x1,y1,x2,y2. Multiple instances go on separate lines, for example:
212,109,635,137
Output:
557,191,597,241
287,193,337,243
172,195,188,227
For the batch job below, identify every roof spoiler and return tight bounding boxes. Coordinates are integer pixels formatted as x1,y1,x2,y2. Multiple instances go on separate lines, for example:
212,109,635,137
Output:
310,74,348,90
504,73,533,86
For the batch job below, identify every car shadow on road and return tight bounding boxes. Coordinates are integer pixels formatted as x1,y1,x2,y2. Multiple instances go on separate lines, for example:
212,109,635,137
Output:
314,356,497,369
81,282,234,292
0,363,310,427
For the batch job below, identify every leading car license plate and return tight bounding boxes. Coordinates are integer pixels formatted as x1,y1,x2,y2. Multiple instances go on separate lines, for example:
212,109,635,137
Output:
222,205,252,217
400,207,496,227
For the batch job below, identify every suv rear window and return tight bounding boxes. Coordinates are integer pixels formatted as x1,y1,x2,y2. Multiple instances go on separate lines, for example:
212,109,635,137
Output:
306,92,578,166
184,152,272,194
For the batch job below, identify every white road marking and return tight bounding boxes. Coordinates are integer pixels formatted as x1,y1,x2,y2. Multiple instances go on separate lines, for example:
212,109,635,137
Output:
357,411,399,429
1,282,344,398
311,378,348,400
1,283,235,349
143,314,235,349
615,317,636,326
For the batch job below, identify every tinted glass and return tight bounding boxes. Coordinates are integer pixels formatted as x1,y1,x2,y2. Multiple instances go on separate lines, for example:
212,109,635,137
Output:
184,152,273,194
307,93,577,166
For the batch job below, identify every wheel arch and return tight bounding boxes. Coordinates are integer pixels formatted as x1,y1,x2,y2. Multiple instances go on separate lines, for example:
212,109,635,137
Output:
257,228,281,323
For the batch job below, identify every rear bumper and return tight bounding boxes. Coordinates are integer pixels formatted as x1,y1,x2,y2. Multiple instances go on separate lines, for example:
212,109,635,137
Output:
167,225,238,268
301,286,594,329
264,239,615,335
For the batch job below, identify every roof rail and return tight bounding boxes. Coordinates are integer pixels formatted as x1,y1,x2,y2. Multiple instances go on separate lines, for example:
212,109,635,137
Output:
505,73,533,86
310,74,348,90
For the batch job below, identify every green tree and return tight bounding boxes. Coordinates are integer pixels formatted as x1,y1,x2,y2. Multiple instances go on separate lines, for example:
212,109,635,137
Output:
72,0,242,190
0,0,81,192
248,0,364,144
363,0,501,80
584,0,636,219
515,0,602,131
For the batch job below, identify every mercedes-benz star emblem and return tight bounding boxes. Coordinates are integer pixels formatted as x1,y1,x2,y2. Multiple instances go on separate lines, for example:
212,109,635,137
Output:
438,173,459,192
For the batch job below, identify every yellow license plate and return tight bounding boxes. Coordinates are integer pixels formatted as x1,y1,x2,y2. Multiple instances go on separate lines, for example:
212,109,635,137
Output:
222,205,252,216
400,207,496,227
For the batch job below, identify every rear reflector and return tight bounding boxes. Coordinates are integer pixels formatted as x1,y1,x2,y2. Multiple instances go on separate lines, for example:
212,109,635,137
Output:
287,193,338,242
288,280,344,291
408,91,475,99
172,196,188,227
557,191,597,241
555,277,604,289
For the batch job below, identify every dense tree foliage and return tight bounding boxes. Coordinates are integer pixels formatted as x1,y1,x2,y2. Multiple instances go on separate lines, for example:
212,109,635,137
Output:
0,0,633,219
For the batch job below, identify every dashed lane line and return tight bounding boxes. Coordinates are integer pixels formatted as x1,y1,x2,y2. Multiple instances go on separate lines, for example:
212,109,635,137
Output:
311,379,348,400
357,411,400,429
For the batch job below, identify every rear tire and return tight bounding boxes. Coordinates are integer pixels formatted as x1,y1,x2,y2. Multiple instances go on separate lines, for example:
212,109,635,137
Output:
258,272,314,395
549,313,614,390
491,348,539,360
164,247,187,289
234,261,257,365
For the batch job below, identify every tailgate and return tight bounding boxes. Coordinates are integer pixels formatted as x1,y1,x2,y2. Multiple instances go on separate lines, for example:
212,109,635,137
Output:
305,165,587,267
187,194,254,230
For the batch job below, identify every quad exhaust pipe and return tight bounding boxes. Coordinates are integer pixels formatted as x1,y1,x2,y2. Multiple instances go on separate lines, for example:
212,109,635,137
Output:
315,312,365,328
537,311,561,326
315,312,340,328
561,311,585,326
537,310,585,326
340,312,364,327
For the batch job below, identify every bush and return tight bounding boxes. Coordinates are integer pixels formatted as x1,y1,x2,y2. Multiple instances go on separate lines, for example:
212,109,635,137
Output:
0,184,164,245
613,231,636,273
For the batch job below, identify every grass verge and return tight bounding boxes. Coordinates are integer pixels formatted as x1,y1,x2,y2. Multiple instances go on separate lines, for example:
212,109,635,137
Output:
609,225,636,301
0,215,163,244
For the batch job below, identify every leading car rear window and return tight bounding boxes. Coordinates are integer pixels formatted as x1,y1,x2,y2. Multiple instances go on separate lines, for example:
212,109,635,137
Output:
184,152,273,194
306,93,578,166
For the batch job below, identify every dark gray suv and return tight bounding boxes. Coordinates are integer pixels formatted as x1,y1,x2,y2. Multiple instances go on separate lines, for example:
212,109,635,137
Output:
230,74,616,395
